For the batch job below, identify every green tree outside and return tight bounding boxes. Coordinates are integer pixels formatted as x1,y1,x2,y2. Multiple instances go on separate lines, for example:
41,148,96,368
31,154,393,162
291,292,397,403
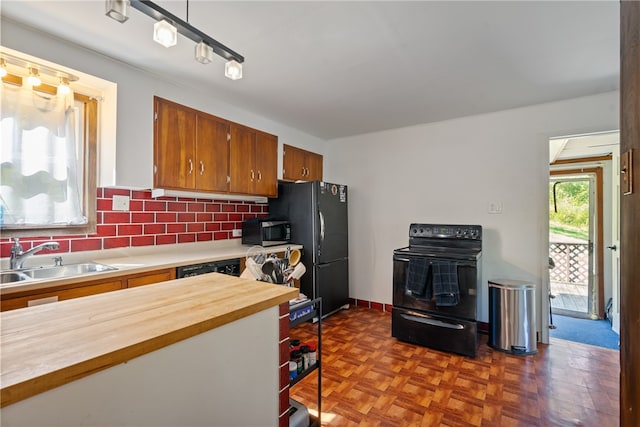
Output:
549,180,589,241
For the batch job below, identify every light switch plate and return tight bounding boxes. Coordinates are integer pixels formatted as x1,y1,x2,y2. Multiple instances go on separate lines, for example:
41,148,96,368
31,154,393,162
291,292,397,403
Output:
488,201,503,214
112,195,130,211
232,229,242,237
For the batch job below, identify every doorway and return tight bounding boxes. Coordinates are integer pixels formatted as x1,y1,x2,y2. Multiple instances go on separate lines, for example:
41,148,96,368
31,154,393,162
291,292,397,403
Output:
547,131,620,347
549,173,598,318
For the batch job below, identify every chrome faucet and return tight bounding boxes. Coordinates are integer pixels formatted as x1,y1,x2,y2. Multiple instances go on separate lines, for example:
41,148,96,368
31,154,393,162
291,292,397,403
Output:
10,238,61,270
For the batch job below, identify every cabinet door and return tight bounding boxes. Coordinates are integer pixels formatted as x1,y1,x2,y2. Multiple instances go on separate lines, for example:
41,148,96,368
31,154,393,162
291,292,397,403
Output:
306,152,323,181
154,98,196,190
254,132,278,197
126,269,176,288
229,125,256,194
196,115,230,193
1,280,124,312
283,144,306,181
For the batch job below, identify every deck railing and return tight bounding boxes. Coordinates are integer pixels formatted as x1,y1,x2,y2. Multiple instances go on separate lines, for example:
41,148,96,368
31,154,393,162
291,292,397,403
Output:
549,242,589,285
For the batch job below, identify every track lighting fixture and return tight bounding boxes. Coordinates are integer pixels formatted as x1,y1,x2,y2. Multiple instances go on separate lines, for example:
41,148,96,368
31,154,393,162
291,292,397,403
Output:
104,0,244,79
153,19,177,48
1,52,79,94
27,68,41,86
195,41,213,64
57,77,71,95
105,0,130,23
225,60,243,81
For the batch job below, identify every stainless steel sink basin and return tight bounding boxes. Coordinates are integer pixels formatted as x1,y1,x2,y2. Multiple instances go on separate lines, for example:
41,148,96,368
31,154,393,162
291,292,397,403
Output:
0,271,31,284
1,263,117,284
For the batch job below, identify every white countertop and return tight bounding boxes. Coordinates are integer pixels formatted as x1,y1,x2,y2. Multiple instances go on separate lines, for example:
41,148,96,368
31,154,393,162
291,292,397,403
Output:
1,240,302,296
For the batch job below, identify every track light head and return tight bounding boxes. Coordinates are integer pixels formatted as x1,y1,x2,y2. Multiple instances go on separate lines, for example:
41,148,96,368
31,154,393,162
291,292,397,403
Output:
153,19,178,48
105,0,130,23
195,41,214,64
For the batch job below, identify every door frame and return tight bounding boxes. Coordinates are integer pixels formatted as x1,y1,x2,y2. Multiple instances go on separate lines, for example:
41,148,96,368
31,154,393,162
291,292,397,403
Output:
550,167,604,318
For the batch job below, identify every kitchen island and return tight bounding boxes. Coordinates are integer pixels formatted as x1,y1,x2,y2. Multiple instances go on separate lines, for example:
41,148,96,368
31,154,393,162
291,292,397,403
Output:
0,273,297,426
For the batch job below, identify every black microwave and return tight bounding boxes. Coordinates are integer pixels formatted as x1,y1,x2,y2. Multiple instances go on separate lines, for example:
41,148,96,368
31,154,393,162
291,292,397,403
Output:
242,219,291,247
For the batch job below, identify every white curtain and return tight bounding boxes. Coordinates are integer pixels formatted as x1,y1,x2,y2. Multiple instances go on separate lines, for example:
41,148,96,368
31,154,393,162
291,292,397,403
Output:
0,83,86,225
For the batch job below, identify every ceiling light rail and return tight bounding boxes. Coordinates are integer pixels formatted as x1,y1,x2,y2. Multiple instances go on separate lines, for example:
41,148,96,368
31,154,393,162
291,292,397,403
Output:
105,0,244,80
0,52,79,84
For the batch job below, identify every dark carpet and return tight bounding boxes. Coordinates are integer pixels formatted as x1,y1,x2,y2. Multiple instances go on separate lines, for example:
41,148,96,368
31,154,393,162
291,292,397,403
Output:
550,314,620,350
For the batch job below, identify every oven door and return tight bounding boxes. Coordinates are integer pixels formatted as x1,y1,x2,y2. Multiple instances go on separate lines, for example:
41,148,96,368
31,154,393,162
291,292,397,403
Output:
392,252,478,320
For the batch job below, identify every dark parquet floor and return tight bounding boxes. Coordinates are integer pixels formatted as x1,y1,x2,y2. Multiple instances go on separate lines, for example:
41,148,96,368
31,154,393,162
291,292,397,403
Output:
289,306,620,426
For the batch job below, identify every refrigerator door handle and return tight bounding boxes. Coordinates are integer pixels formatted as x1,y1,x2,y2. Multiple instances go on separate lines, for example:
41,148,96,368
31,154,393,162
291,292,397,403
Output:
319,210,325,243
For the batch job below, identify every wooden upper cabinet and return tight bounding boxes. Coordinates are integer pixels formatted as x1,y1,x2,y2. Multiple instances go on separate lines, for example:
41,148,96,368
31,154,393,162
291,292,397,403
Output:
154,97,277,197
255,132,278,197
154,97,196,190
229,125,278,197
196,115,230,193
282,144,323,182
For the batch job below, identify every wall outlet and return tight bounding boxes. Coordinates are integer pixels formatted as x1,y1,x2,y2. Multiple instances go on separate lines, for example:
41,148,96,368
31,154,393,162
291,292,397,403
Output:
488,201,503,214
232,229,242,237
112,195,130,211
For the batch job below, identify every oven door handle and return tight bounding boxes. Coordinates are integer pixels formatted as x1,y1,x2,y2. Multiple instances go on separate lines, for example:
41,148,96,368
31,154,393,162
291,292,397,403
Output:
401,311,465,330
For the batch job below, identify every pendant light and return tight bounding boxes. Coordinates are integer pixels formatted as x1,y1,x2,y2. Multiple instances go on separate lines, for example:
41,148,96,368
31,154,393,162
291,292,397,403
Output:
225,60,243,80
153,19,178,48
105,0,130,23
195,41,213,64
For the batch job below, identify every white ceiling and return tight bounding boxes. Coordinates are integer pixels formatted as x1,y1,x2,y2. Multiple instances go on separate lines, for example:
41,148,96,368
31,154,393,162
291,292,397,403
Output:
1,1,620,140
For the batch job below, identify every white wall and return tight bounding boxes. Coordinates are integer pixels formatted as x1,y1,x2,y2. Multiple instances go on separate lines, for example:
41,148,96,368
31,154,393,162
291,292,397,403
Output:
326,92,619,340
1,18,327,189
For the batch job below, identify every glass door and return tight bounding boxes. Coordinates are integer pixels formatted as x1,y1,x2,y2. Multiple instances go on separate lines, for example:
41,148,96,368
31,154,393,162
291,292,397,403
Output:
549,174,597,318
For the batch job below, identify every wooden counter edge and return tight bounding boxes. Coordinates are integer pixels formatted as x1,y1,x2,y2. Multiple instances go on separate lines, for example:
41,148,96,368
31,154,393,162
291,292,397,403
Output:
0,287,297,408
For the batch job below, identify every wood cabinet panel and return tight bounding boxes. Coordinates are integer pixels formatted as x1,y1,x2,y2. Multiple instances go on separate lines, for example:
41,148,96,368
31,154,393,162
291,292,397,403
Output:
255,132,278,197
282,144,323,182
229,126,278,197
1,269,177,312
155,97,232,193
229,124,256,195
1,280,124,311
126,269,176,288
195,115,230,193
306,151,323,181
154,98,196,190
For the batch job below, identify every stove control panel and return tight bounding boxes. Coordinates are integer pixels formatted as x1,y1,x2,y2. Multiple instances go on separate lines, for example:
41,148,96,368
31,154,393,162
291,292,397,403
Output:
409,224,482,240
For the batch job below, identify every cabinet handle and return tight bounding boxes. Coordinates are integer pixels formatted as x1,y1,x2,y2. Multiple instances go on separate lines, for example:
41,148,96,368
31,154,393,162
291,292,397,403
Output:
200,161,205,176
188,159,193,174
27,296,59,307
257,170,262,181
301,167,305,177
250,169,255,181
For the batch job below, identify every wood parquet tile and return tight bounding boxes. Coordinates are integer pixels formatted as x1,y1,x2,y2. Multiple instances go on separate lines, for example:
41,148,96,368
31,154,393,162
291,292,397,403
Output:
289,306,620,426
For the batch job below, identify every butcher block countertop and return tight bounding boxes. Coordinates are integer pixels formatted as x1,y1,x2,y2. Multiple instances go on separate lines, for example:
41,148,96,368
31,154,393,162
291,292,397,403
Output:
0,273,298,408
1,240,302,297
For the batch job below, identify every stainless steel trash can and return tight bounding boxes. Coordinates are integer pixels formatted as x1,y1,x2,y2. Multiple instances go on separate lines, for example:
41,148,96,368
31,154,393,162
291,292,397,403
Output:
488,279,537,355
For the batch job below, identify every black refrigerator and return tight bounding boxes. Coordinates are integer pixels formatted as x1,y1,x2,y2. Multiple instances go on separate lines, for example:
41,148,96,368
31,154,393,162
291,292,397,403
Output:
269,181,349,317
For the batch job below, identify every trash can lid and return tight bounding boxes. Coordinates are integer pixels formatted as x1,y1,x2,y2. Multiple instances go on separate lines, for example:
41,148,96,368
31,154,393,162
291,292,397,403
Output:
488,279,536,289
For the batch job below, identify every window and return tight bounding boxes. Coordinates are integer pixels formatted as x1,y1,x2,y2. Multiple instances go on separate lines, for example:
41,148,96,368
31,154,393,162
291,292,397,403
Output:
0,52,97,236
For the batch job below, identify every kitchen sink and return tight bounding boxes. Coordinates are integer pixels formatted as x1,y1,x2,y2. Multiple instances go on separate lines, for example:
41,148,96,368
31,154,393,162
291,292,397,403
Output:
0,263,117,284
0,271,32,284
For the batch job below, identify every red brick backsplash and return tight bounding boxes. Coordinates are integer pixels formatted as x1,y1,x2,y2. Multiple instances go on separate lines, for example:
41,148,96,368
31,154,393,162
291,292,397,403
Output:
0,188,268,258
